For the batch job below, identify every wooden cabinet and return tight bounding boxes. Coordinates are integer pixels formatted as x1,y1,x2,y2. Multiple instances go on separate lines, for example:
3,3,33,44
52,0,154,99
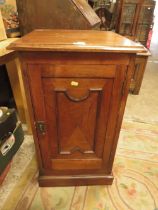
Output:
8,30,146,187
114,0,152,94
136,0,155,46
116,0,155,46
30,75,114,171
130,51,150,94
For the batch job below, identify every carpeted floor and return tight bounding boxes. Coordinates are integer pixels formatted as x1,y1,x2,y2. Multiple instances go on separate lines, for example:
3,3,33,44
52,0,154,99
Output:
0,134,35,210
124,62,158,124
2,120,158,210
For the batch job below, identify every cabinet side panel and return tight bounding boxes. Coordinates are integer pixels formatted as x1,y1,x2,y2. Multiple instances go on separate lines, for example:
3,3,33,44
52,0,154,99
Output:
102,64,128,173
106,56,135,173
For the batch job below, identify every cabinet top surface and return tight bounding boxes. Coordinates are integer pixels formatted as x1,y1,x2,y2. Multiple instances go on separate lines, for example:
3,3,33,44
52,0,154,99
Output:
8,29,147,53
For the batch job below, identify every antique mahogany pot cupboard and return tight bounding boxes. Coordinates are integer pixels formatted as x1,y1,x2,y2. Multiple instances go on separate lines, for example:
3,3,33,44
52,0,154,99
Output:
15,0,151,95
8,30,147,187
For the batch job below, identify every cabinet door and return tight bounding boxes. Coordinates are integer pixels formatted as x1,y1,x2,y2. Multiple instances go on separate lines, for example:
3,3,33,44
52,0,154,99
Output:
138,5,154,24
42,78,113,171
27,64,125,174
119,3,137,36
136,5,155,45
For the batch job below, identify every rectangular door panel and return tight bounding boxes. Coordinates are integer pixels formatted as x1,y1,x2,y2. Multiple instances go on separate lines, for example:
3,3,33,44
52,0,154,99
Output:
42,78,113,170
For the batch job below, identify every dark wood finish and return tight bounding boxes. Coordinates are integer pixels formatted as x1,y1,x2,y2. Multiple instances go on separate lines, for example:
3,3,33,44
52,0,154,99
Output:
8,30,147,186
115,0,155,46
136,0,155,46
39,174,114,187
16,0,101,35
130,51,150,94
114,0,152,94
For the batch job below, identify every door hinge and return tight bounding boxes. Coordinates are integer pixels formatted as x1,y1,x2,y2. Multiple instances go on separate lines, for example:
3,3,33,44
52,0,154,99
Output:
35,121,46,135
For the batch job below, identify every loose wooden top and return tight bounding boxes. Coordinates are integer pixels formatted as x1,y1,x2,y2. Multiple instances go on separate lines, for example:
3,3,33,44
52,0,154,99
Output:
8,30,147,53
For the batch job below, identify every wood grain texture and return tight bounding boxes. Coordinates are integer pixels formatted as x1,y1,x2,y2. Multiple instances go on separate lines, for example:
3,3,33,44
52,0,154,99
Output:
13,58,32,133
39,174,114,187
116,0,155,46
8,30,147,53
19,51,131,65
14,30,142,186
130,54,148,94
6,60,26,123
16,0,100,35
71,0,100,26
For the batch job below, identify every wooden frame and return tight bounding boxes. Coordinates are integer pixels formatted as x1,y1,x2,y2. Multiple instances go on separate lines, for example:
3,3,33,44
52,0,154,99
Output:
0,9,7,41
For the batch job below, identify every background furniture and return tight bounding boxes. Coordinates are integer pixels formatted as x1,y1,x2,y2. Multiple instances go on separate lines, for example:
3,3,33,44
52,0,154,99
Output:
115,0,156,46
88,0,116,30
112,0,153,94
130,51,150,94
0,39,31,133
16,0,101,35
9,30,146,187
15,0,151,95
87,0,151,94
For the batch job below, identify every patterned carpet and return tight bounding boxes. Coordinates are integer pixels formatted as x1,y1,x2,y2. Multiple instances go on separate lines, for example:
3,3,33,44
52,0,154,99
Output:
0,134,35,210
2,120,158,210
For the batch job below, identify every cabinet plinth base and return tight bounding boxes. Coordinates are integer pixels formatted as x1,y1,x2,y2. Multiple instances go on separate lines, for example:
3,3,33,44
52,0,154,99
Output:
38,174,114,187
